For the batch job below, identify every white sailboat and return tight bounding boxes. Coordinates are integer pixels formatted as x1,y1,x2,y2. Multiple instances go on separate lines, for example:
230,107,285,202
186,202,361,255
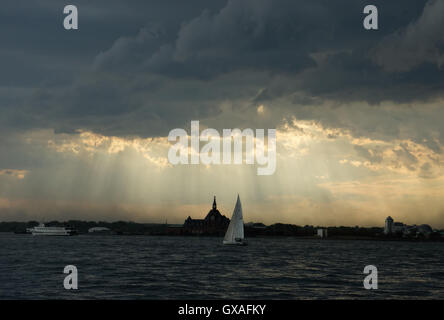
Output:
223,195,247,246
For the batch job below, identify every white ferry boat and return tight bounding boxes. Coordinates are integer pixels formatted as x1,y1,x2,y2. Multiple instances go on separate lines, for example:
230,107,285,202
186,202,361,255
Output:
30,223,78,236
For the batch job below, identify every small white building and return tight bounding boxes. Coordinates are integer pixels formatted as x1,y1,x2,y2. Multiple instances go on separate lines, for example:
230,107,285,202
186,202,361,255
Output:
317,228,328,238
88,227,111,234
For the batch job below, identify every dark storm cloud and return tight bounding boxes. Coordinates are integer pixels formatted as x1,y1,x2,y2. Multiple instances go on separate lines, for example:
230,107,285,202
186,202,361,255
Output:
0,0,443,144
94,0,434,84
94,0,370,78
0,0,228,85
373,0,444,72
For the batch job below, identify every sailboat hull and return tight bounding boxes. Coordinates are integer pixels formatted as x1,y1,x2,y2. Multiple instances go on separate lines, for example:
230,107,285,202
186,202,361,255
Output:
223,240,248,246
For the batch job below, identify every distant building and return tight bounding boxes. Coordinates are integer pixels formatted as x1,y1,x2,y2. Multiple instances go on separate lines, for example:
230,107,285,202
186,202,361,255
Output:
245,222,267,229
183,196,230,235
88,227,112,234
166,224,185,235
384,216,433,238
384,216,393,234
392,222,405,234
403,225,417,236
317,228,328,238
385,216,405,234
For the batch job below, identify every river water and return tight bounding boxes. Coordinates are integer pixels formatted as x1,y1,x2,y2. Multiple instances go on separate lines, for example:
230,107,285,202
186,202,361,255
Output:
1,234,443,299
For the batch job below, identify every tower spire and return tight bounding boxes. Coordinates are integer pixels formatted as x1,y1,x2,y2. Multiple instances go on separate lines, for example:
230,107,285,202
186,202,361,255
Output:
213,196,217,210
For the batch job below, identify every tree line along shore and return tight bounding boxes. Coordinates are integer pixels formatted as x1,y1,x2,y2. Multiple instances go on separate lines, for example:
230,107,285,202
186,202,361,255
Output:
1,220,443,241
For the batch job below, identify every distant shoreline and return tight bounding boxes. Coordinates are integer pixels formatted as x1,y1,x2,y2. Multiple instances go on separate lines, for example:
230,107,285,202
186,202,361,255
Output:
1,220,443,242
2,231,444,243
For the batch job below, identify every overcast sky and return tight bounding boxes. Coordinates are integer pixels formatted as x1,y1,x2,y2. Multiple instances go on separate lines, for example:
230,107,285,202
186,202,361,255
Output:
1,0,443,227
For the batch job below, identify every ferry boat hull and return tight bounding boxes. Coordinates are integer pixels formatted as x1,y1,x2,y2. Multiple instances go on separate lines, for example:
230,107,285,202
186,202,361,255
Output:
31,229,77,236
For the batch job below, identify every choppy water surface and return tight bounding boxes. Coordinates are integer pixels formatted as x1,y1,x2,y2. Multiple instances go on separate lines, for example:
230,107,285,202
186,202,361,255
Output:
1,234,443,299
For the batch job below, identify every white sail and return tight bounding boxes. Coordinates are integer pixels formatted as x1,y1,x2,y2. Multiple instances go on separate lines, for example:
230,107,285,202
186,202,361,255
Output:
223,195,246,245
